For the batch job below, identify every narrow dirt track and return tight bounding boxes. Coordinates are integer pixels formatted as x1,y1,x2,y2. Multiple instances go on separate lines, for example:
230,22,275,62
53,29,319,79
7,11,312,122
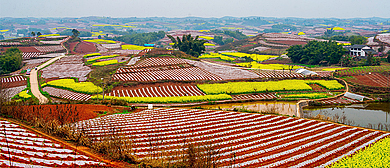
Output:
30,55,65,104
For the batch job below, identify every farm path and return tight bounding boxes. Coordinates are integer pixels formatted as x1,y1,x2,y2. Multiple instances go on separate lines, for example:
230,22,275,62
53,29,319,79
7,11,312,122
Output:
30,55,66,104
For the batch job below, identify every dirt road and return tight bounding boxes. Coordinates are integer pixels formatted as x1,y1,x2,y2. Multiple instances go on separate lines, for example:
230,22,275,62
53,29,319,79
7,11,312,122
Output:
30,55,65,104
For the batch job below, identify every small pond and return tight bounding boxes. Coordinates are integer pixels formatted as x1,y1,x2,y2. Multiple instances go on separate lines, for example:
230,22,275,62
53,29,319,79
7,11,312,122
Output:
303,102,390,131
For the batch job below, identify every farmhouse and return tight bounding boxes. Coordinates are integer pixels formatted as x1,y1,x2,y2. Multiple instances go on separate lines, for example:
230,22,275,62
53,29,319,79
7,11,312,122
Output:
346,44,377,58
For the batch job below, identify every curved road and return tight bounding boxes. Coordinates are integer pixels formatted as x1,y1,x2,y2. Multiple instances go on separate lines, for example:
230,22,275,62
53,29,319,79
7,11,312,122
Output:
30,55,65,104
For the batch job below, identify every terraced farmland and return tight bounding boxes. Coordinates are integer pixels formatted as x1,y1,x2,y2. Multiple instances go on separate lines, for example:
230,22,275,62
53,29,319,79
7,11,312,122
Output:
0,120,107,167
113,67,223,82
1,76,27,88
43,87,91,101
107,84,205,97
133,57,188,68
75,108,390,167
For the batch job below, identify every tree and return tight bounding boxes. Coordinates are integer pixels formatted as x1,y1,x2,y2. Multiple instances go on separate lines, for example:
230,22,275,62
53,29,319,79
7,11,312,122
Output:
31,31,35,37
37,32,42,36
0,48,23,74
350,35,367,45
72,29,80,38
387,50,390,63
286,41,346,65
113,31,165,46
168,34,207,57
367,53,372,66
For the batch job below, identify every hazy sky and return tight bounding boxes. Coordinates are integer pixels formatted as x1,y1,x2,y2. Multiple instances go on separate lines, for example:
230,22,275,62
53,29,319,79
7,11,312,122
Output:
1,0,389,18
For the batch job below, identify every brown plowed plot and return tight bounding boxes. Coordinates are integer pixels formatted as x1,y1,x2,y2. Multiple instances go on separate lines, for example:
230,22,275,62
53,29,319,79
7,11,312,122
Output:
34,45,65,53
74,41,97,54
268,40,307,46
116,64,192,73
0,119,108,167
133,57,189,68
316,71,333,77
348,73,390,87
309,84,327,91
68,41,79,54
250,69,303,78
231,93,277,101
320,96,360,105
75,108,390,167
43,87,92,101
1,76,27,88
113,67,223,82
107,84,205,97
186,59,260,80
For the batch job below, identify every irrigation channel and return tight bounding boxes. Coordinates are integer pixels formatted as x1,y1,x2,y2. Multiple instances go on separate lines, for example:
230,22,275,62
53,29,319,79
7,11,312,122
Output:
189,101,390,131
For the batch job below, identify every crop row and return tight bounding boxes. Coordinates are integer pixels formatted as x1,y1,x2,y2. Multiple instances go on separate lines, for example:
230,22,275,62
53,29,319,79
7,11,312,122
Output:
0,42,21,46
249,69,304,78
74,108,389,167
0,120,106,167
33,45,65,53
121,44,154,50
220,52,278,62
45,79,102,94
336,66,390,76
86,54,119,63
238,62,302,70
231,93,277,101
106,85,205,97
132,57,188,68
199,53,236,61
1,76,26,83
319,96,360,105
116,64,192,73
43,87,91,101
197,80,345,95
186,59,260,80
92,94,231,103
113,67,223,82
278,92,332,99
22,52,44,59
92,59,118,66
330,136,390,167
41,63,91,81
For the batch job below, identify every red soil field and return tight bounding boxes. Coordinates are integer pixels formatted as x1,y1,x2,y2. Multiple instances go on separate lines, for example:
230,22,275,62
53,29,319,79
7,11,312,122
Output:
347,73,390,87
68,41,79,54
11,104,115,123
74,41,97,54
268,40,307,46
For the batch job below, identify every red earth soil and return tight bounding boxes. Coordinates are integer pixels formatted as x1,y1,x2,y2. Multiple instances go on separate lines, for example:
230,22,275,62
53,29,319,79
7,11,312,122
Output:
262,59,293,64
347,73,390,87
268,40,307,46
68,41,79,54
74,41,97,54
2,46,40,52
18,104,117,122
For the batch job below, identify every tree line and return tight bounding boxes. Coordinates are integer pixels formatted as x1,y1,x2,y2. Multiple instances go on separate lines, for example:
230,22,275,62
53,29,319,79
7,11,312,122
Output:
112,31,165,46
287,41,346,65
